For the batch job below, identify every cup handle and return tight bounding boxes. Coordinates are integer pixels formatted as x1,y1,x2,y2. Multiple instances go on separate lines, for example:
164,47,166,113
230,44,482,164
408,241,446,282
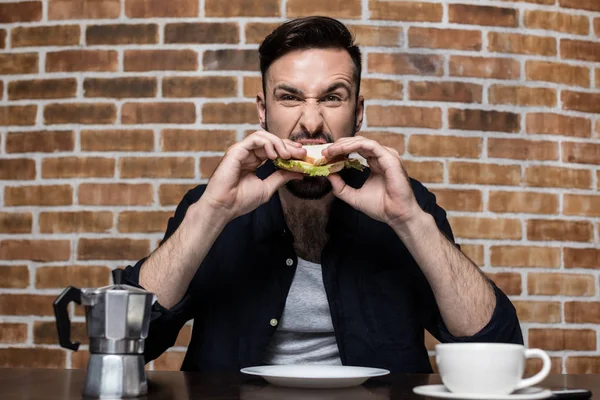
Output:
515,348,551,390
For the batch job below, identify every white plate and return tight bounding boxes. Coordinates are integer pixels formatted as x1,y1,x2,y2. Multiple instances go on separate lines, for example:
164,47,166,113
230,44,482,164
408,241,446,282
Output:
413,384,553,400
240,365,390,389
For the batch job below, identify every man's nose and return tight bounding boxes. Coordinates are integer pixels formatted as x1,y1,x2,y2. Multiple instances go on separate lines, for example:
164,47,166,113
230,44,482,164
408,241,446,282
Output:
299,102,324,134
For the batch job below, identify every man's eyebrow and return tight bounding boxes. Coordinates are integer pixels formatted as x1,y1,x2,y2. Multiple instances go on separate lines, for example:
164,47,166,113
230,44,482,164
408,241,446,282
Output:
273,84,303,96
324,82,351,94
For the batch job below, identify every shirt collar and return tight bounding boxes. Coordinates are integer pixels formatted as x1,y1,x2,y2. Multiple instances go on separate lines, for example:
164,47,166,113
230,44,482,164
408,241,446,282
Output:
253,160,369,242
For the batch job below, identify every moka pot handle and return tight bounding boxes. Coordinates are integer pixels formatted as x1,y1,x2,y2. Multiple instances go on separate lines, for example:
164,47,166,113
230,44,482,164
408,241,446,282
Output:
53,286,82,351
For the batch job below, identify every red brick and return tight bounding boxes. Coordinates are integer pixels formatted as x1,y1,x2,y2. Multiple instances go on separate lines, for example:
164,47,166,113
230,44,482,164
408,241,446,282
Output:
0,159,36,180
11,25,80,47
408,135,481,158
409,82,482,103
46,50,117,73
529,273,595,296
0,53,38,75
367,106,441,129
119,157,195,178
461,245,484,266
349,25,402,47
0,213,32,234
81,129,154,152
490,246,560,268
42,157,115,179
526,113,591,138
564,194,600,217
449,162,521,186
529,329,596,351
565,302,600,324
205,0,280,17
86,24,158,45
0,348,65,369
450,56,520,80
563,142,600,165
360,79,403,100
36,265,110,289
163,77,237,98
245,22,280,44
165,22,238,44
287,0,360,18
526,61,589,88
489,191,558,214
409,27,481,51
78,239,150,261
49,0,120,19
203,50,258,72
161,129,236,152
202,102,257,124
0,1,42,22
359,132,404,155
564,248,600,269
0,266,30,288
561,39,600,62
489,33,556,56
448,217,521,240
525,166,591,189
9,78,76,100
0,240,70,261
39,212,113,233
403,161,443,183
513,301,561,323
4,185,72,206
124,50,198,72
369,1,442,22
44,103,116,125
488,138,558,161
0,106,37,126
0,30,5,48
125,0,199,17
118,211,172,233
154,351,185,371
6,130,74,153
0,294,57,316
566,357,600,374
429,189,482,212
122,102,196,124
487,272,522,295
159,184,195,206
34,321,86,345
562,91,600,114
78,183,153,206
0,323,27,344
72,351,89,369
449,109,520,133
524,10,589,35
84,77,156,99
449,4,518,27
200,156,222,178
368,53,443,76
489,86,556,107
527,219,593,242
559,0,600,12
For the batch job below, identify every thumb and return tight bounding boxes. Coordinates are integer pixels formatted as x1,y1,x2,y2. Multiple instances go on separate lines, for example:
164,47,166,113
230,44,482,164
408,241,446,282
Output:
262,170,303,199
327,174,358,205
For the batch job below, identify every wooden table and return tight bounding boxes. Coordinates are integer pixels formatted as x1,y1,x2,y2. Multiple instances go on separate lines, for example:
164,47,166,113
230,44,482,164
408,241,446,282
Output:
0,369,598,399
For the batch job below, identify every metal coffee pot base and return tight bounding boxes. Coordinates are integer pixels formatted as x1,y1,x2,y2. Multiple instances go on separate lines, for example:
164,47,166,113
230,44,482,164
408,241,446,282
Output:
83,354,147,399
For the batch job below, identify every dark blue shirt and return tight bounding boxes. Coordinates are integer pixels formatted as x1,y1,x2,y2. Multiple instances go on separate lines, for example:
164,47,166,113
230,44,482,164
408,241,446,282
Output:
123,161,523,372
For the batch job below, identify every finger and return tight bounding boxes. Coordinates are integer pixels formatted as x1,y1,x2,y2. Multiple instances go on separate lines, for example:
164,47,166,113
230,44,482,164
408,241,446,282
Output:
262,170,304,200
328,139,386,161
244,136,278,160
255,132,306,159
327,174,359,207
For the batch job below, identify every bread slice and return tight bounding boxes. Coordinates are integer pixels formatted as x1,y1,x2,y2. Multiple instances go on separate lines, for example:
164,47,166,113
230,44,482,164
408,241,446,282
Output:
301,143,346,166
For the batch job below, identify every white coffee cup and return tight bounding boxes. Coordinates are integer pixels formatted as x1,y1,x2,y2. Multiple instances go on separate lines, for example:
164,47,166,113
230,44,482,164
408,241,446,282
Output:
435,343,551,395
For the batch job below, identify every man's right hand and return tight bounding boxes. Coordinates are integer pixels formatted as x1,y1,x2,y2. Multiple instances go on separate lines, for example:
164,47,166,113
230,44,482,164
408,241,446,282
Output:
200,131,306,223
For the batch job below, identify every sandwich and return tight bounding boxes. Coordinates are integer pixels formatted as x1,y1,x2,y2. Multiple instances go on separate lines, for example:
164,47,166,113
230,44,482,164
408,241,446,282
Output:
274,143,365,177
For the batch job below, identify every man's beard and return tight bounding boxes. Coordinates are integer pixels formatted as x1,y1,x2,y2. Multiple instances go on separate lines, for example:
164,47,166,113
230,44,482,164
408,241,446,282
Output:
264,111,357,200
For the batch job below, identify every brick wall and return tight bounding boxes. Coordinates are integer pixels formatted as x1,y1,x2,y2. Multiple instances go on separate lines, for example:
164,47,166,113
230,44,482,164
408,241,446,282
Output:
0,0,598,373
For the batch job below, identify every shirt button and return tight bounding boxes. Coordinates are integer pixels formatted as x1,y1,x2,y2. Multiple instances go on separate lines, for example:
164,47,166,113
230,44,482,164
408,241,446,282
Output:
285,258,294,266
270,318,278,327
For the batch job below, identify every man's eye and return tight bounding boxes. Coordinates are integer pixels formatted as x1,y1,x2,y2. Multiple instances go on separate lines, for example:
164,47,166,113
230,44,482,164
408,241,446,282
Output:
281,94,300,101
324,95,342,102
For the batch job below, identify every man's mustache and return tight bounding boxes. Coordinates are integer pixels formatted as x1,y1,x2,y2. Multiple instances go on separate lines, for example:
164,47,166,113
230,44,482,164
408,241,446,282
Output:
289,131,334,143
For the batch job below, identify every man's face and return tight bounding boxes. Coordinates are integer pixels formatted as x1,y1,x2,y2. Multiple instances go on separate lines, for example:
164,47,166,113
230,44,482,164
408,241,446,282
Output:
257,48,364,200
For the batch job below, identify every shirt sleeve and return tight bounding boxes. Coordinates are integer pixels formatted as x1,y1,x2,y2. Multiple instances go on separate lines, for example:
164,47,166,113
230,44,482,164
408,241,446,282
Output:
410,179,524,345
122,184,207,363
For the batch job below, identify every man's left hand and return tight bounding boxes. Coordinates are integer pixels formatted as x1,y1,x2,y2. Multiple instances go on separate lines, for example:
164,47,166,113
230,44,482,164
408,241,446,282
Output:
322,136,424,230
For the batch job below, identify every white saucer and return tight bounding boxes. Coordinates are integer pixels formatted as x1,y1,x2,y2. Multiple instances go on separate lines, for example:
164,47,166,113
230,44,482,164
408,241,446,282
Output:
413,385,553,400
240,365,390,389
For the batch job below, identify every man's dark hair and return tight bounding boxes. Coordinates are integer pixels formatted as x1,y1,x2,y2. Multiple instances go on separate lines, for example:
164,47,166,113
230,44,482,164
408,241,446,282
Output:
258,16,362,99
